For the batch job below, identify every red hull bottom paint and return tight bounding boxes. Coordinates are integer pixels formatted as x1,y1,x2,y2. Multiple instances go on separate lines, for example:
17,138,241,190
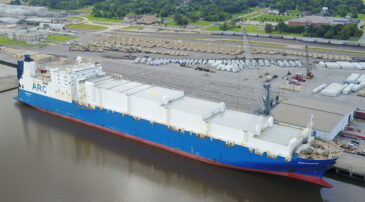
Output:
31,105,333,188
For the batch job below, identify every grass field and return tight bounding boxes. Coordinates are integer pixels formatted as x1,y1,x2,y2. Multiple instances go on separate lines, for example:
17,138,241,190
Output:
355,14,365,21
239,13,260,21
254,15,294,22
189,21,213,26
244,25,265,33
83,14,122,22
46,35,79,44
65,23,108,30
70,16,84,20
204,26,221,31
0,36,42,47
77,6,93,13
309,47,365,55
167,21,178,26
287,10,300,16
121,26,144,30
218,39,287,47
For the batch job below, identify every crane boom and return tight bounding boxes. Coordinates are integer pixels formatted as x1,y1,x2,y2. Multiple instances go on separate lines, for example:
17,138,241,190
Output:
241,26,266,112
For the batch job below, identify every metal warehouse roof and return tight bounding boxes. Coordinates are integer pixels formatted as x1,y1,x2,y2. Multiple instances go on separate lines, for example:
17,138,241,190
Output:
281,97,354,115
272,98,354,133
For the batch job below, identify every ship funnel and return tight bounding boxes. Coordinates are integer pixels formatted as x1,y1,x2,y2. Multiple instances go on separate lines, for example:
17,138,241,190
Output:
24,54,33,62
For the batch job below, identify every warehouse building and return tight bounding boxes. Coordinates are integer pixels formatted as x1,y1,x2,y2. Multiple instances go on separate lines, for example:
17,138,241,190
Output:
7,28,47,42
288,16,359,27
272,97,355,140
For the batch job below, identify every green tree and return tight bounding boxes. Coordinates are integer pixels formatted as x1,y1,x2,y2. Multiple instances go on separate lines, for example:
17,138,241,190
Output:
276,21,287,33
220,22,229,31
324,29,335,39
191,13,200,22
264,23,273,33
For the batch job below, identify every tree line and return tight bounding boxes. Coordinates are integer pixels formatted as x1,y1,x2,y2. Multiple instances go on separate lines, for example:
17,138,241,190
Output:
265,22,364,40
19,0,365,23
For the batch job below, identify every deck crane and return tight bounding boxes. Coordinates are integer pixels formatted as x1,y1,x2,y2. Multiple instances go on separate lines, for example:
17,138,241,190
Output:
242,26,272,115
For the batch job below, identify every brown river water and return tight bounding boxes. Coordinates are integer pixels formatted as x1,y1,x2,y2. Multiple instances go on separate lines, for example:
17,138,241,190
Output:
0,89,364,202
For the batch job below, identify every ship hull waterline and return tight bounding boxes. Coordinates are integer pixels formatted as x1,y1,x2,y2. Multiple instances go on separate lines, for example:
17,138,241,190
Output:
15,89,335,187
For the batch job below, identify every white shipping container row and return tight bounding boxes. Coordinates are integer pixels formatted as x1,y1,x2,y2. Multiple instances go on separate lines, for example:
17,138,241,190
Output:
322,61,365,70
314,73,365,96
312,84,327,94
134,57,303,73
320,83,345,97
80,77,301,157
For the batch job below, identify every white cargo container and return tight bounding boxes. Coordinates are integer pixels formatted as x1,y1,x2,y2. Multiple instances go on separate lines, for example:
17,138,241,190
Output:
320,83,345,96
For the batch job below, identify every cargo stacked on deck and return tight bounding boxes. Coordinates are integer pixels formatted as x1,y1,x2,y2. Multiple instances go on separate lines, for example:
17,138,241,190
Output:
15,55,342,187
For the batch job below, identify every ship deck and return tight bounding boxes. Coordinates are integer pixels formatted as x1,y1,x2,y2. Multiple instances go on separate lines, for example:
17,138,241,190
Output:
258,125,303,146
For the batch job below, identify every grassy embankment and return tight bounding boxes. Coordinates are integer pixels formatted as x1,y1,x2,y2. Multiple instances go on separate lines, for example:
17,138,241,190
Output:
46,35,80,44
83,14,122,22
70,16,84,20
204,25,265,33
0,36,43,47
167,20,213,27
121,26,145,30
65,23,108,30
309,47,365,55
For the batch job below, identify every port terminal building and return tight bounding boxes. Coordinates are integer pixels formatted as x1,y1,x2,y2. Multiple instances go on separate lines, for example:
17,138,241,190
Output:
272,98,355,140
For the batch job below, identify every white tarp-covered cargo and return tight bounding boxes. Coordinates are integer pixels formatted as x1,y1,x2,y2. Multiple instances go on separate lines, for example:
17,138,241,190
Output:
337,61,354,69
352,82,365,92
360,62,365,70
325,62,341,69
319,61,326,68
342,84,354,94
353,62,363,70
321,83,345,96
344,73,360,84
312,84,327,94
357,74,365,83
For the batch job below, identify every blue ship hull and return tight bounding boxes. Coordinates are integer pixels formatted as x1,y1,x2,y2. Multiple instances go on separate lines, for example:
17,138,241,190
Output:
15,89,337,187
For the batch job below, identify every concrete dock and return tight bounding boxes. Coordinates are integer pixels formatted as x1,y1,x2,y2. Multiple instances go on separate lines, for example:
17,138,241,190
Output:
332,120,365,181
0,64,17,93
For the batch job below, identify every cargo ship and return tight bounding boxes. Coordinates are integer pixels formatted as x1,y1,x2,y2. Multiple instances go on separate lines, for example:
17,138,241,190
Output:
15,55,342,187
